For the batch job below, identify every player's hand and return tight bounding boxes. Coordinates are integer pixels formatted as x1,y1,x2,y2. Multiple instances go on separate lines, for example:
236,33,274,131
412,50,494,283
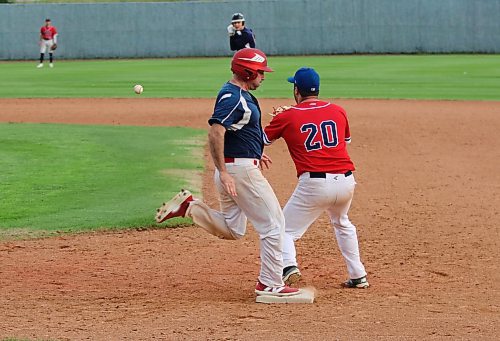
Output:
269,105,293,117
260,153,273,170
227,24,236,36
219,171,237,197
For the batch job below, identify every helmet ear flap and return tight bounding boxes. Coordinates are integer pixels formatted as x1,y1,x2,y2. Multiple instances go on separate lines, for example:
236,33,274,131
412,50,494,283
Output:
231,48,272,80
244,68,257,80
231,64,257,81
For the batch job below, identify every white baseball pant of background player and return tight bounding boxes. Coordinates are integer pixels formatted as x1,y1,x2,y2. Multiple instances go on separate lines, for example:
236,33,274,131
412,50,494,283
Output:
185,158,287,287
282,172,367,279
40,39,55,53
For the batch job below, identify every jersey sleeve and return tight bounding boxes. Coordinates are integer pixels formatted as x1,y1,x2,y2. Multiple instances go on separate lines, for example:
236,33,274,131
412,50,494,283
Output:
248,29,256,48
229,35,237,51
342,109,352,144
208,92,243,128
263,114,285,145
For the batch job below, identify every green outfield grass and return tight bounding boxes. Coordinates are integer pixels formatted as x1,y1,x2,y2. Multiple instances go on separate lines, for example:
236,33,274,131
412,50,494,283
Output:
1,54,499,100
0,123,205,238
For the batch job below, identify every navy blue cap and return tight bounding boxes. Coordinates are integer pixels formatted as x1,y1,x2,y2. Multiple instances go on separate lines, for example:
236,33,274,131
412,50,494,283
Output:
287,67,320,92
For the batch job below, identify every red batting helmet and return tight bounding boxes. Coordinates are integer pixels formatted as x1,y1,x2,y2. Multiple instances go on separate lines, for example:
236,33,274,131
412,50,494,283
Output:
231,48,273,81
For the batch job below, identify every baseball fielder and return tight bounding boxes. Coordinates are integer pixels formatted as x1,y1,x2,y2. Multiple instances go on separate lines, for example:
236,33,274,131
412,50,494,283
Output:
263,67,369,289
156,48,299,298
227,13,256,51
37,18,58,68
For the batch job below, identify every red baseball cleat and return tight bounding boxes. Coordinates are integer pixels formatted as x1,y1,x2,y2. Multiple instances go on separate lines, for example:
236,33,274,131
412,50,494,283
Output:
255,280,301,297
155,189,194,223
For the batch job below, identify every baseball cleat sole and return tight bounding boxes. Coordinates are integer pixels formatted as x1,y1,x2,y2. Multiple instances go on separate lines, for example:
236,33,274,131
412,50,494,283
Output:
155,189,193,223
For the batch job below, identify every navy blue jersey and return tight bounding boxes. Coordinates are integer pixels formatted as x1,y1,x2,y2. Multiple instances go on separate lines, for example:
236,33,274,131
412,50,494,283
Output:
230,27,256,51
209,82,263,159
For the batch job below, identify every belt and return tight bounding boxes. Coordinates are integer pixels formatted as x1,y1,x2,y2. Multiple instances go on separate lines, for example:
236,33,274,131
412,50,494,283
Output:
224,157,258,166
309,171,352,178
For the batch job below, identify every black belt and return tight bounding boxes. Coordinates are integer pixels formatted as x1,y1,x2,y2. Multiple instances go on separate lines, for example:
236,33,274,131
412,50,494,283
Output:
309,171,352,178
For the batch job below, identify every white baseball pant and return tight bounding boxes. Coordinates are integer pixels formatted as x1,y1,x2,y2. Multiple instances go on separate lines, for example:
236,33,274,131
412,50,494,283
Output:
40,39,55,53
282,172,367,279
186,158,286,287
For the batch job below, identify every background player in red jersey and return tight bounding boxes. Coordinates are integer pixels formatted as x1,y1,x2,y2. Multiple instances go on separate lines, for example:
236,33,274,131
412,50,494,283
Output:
37,18,58,68
264,67,369,289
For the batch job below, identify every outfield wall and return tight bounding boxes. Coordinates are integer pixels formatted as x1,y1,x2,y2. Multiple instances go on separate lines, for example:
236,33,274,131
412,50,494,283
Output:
1,0,499,60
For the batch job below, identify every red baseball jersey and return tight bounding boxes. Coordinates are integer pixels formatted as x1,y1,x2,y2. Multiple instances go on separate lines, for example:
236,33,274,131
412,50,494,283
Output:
40,26,57,40
264,100,355,177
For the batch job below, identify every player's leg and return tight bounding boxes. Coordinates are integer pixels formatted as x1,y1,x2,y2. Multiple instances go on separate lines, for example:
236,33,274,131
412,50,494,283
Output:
155,187,242,240
38,41,47,67
281,176,332,284
233,165,289,288
326,175,367,281
48,40,54,67
186,169,247,240
282,177,326,268
187,200,242,240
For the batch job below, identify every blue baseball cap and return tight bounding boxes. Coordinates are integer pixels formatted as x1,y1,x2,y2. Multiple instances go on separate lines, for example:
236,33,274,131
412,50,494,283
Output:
287,67,320,92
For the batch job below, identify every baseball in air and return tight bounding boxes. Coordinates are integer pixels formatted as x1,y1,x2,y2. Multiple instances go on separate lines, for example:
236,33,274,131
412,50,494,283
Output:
133,84,143,94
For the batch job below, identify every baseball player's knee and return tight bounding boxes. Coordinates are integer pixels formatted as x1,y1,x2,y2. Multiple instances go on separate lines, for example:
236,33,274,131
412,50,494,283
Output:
333,220,357,234
228,230,244,240
257,225,282,241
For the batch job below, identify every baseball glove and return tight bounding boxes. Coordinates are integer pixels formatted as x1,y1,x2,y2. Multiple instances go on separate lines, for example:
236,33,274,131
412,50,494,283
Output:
50,44,57,51
268,105,292,117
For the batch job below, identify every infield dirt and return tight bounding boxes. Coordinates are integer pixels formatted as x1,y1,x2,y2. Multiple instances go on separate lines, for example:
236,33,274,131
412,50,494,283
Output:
1,98,499,340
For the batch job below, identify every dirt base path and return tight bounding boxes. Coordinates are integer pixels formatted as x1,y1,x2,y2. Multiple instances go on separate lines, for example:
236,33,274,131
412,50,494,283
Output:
1,98,499,340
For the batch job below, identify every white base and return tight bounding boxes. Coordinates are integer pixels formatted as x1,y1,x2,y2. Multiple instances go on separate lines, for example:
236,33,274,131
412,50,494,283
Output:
255,287,315,304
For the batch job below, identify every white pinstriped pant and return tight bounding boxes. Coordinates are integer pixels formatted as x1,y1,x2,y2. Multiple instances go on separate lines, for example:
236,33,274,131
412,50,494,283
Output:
187,158,286,287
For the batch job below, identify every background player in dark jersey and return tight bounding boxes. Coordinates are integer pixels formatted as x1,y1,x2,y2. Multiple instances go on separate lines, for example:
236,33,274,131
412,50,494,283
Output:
227,13,256,51
156,49,299,298
264,67,369,289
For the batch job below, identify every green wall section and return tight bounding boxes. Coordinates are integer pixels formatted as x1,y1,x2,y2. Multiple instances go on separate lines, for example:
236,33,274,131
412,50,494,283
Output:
1,0,499,60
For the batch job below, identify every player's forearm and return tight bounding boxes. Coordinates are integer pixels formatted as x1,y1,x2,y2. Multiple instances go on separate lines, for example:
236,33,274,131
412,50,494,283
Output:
208,124,227,172
53,34,58,44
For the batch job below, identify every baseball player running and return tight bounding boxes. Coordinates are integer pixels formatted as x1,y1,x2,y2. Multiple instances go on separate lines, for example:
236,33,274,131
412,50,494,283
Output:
155,48,300,298
37,18,58,68
263,67,369,289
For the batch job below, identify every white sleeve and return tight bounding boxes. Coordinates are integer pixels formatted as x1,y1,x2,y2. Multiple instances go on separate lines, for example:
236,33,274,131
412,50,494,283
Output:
53,33,58,44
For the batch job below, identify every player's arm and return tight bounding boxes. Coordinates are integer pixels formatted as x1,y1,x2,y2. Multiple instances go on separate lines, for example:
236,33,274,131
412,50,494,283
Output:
208,124,237,196
263,113,285,145
343,110,352,144
53,33,58,44
208,92,242,196
229,35,238,51
248,30,256,48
